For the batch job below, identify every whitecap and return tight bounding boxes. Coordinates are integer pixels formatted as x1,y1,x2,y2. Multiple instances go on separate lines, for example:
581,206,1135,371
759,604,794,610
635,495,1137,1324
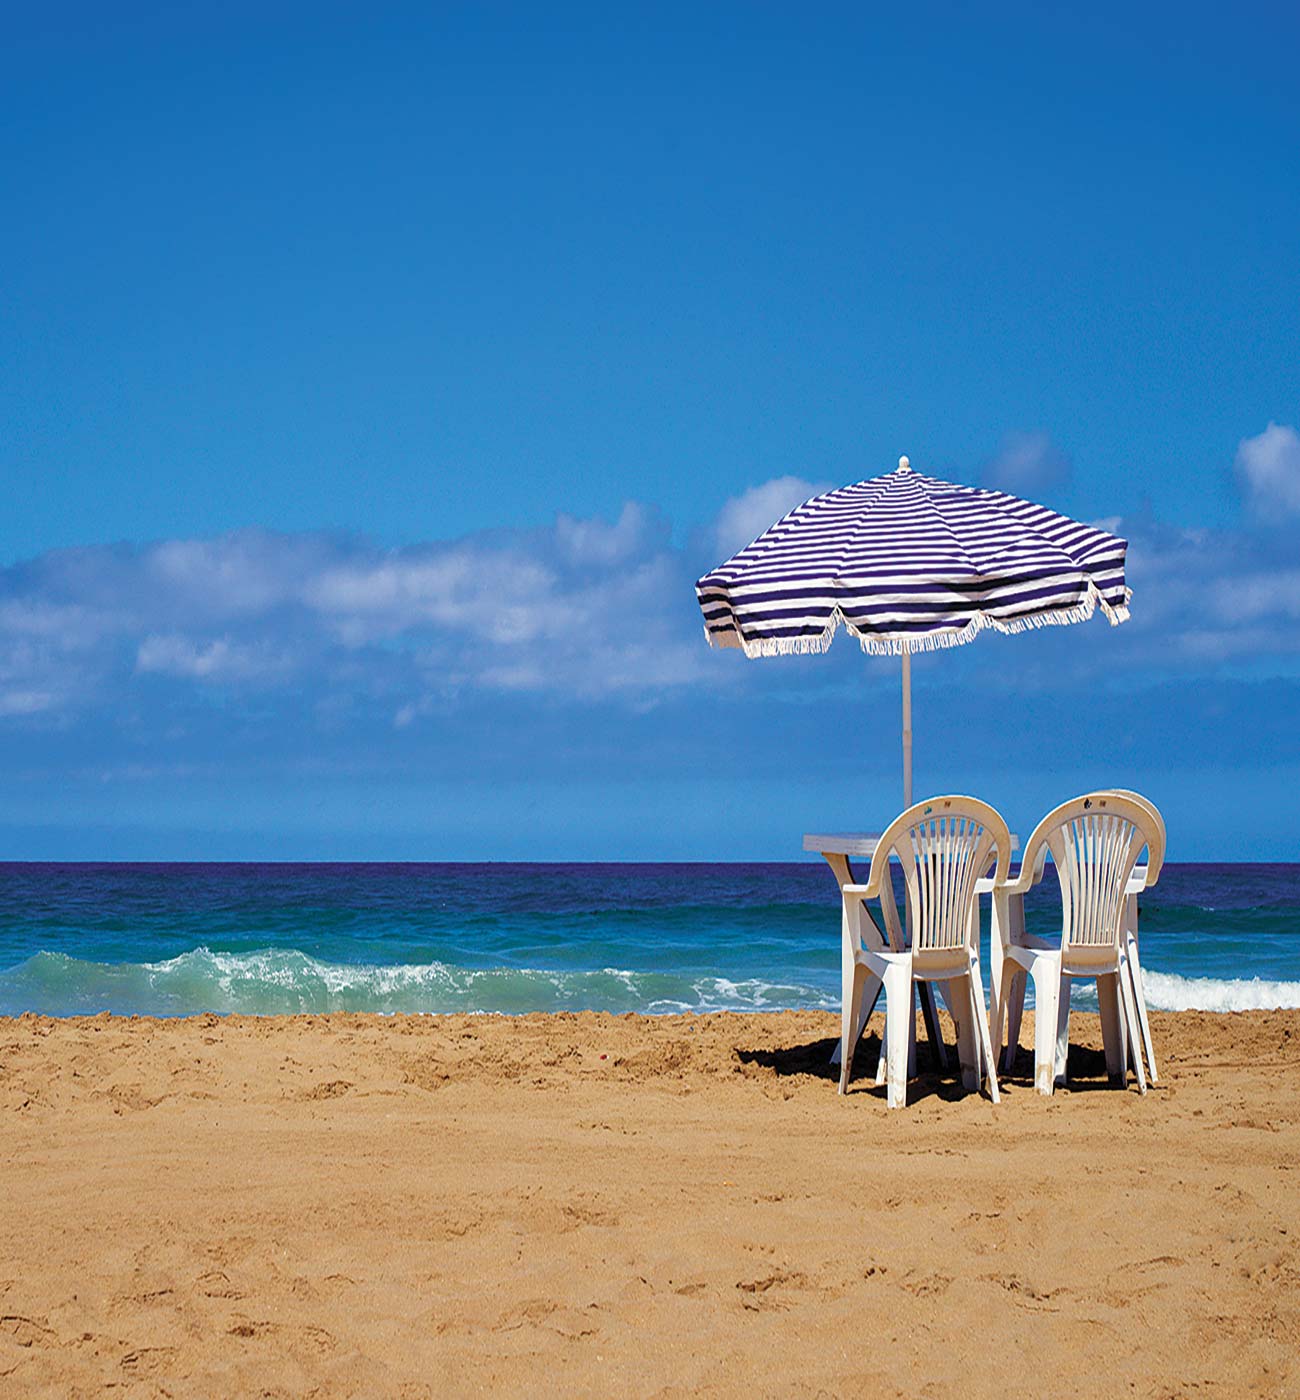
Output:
0,948,840,1018
1138,969,1300,1013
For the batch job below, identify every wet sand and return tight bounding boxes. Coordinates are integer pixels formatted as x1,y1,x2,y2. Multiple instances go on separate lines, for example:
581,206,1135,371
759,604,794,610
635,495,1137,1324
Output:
2,1008,1297,1397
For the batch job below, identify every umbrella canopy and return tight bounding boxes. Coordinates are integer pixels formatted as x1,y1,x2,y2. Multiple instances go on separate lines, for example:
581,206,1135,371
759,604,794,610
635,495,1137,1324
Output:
696,457,1131,804
697,458,1129,658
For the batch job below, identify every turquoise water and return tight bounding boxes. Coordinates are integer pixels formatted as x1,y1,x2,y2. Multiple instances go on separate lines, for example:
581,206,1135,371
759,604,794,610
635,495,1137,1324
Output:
0,862,1297,1017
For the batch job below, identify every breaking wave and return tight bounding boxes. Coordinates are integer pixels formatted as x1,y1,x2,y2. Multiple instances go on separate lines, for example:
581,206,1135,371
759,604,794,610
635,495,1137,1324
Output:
1137,968,1300,1013
0,947,840,1018
3,949,1295,1018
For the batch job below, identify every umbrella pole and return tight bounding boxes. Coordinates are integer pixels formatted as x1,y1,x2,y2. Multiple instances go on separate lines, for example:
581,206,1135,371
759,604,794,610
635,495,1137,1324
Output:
901,647,913,808
900,643,943,1064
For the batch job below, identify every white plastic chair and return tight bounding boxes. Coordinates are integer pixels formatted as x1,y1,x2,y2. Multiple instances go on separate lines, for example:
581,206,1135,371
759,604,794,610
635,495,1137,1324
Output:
838,796,1010,1108
993,789,1165,1084
990,793,1166,1096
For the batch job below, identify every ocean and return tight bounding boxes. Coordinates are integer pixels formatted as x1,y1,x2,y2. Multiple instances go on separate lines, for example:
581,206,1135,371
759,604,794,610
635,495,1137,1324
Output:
1,862,1297,1018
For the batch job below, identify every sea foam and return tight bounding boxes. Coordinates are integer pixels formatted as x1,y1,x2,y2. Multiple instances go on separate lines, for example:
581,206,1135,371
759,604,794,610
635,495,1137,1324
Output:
1138,968,1300,1013
0,947,838,1019
2,947,1296,1018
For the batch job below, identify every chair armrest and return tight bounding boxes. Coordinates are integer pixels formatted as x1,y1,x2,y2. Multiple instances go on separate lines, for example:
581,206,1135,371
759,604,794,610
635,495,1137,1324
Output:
842,884,898,951
997,868,1038,899
999,842,1051,898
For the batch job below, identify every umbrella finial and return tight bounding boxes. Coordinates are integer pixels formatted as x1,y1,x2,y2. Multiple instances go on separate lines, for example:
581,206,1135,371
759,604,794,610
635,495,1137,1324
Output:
897,455,911,472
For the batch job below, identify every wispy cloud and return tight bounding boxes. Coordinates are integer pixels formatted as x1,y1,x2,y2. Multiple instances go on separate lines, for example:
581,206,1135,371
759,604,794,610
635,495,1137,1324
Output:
713,476,830,558
3,446,1300,740
1095,515,1300,668
135,634,293,682
0,507,717,726
982,431,1071,495
1235,422,1300,518
0,688,57,717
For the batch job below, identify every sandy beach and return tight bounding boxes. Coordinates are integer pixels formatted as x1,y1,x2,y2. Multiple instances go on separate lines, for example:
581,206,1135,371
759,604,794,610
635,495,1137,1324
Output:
2,1008,1297,1398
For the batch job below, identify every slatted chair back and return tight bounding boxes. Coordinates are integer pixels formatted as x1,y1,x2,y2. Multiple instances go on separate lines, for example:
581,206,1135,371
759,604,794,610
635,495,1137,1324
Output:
1101,789,1166,887
866,797,1012,957
1022,793,1164,956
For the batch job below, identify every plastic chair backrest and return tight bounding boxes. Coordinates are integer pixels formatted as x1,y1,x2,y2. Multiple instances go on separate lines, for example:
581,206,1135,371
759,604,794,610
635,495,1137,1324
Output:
1100,789,1166,885
1022,793,1164,954
866,796,1012,955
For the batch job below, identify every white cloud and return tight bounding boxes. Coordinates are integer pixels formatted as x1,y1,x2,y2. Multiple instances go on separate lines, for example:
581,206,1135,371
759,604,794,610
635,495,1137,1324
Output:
984,432,1071,497
1235,422,1300,517
0,505,724,722
555,502,661,566
0,689,56,716
306,550,569,645
5,475,1300,734
0,600,107,640
136,634,291,681
1116,517,1300,663
148,536,292,614
714,476,829,558
1212,569,1300,624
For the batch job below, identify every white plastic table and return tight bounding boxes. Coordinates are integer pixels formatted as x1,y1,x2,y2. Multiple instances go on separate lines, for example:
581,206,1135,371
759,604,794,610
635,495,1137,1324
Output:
803,831,1019,891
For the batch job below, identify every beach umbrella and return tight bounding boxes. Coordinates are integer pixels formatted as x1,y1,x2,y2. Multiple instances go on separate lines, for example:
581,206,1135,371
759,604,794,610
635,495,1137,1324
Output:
696,456,1130,804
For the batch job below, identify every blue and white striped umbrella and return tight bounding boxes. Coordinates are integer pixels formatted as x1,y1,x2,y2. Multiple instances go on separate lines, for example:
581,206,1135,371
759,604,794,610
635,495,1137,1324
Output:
696,457,1131,802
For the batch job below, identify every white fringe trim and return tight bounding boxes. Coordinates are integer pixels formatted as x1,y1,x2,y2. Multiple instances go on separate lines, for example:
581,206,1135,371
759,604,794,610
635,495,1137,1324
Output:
707,583,1133,660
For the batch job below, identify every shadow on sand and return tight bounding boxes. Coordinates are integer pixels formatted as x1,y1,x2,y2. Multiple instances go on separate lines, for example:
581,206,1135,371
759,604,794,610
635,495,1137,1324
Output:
735,1032,1126,1101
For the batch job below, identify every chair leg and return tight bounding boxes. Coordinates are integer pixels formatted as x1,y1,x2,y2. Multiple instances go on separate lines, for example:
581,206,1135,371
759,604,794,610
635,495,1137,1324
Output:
838,963,868,1094
907,984,918,1080
1121,964,1142,1083
874,977,895,1086
968,958,999,1104
882,962,913,1109
1127,932,1158,1084
1029,962,1060,1096
830,973,881,1066
988,916,1004,1049
986,961,1001,1069
939,978,962,1073
859,975,882,1044
944,978,969,1081
1054,975,1072,1086
1097,972,1125,1084
1004,971,1027,1073
918,981,949,1071
953,976,978,1091
1119,957,1148,1096
990,961,1014,1072
997,892,1029,1071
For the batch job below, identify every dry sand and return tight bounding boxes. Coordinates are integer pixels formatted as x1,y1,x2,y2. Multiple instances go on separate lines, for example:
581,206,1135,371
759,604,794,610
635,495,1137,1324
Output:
1,1008,1297,1398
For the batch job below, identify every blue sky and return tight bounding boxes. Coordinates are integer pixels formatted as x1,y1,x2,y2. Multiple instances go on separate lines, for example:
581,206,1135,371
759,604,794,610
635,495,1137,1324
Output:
2,3,1299,858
